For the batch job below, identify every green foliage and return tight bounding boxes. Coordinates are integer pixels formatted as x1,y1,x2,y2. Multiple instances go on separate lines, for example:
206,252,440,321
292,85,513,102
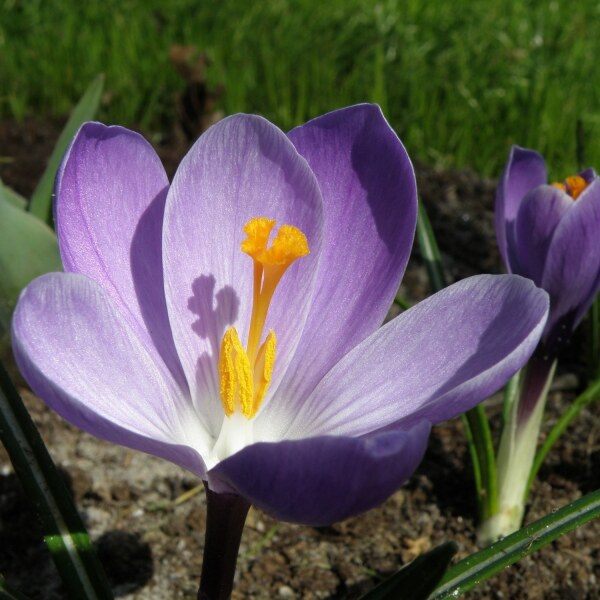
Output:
1,0,599,175
0,362,113,599
0,184,61,346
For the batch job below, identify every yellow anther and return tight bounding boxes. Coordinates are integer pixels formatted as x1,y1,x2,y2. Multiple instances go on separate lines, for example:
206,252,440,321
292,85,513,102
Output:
252,330,276,415
551,175,588,200
218,327,254,418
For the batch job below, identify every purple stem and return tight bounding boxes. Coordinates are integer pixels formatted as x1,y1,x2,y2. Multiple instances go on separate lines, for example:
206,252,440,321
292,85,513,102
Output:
197,482,251,600
516,348,555,424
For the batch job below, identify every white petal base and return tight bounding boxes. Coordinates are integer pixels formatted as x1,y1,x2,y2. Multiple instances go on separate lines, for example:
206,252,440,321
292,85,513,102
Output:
210,411,255,466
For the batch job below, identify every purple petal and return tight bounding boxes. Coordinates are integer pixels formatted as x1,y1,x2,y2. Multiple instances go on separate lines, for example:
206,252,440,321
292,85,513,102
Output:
541,178,600,342
163,115,323,434
55,122,185,386
496,146,547,272
275,104,417,408
283,275,548,438
12,273,208,477
514,185,572,285
208,421,430,525
580,168,597,184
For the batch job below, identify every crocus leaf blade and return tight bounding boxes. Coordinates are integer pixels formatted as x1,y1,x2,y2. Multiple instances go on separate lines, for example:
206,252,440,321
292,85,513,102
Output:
29,74,104,222
0,362,113,599
1,180,27,210
0,185,61,348
361,542,457,600
431,488,600,598
416,199,446,293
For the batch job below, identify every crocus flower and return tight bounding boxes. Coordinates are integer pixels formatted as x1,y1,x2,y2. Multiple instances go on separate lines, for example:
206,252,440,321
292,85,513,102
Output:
12,105,548,526
496,146,600,353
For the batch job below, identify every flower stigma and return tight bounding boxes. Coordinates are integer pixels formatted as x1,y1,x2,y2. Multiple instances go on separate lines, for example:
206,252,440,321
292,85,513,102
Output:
216,217,309,433
551,175,588,200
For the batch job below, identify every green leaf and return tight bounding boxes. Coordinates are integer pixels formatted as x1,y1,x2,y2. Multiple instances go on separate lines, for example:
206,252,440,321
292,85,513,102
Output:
1,182,27,210
416,200,446,293
0,362,113,599
29,74,104,223
361,542,457,600
430,487,600,598
0,184,62,347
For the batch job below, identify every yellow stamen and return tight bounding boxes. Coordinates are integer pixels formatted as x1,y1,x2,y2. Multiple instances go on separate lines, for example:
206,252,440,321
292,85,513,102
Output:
217,217,309,420
218,327,254,418
252,330,276,415
551,175,588,200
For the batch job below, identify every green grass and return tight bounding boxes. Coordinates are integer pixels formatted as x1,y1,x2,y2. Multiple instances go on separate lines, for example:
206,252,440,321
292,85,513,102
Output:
1,0,600,176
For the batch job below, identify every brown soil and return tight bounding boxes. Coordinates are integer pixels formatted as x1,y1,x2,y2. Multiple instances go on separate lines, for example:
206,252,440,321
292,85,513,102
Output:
1,117,599,600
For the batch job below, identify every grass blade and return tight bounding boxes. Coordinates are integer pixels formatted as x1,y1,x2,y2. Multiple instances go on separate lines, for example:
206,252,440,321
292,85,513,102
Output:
430,487,600,598
0,362,113,599
29,74,104,223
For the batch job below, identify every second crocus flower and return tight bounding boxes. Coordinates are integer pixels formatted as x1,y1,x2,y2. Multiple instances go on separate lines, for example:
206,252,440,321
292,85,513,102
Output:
495,145,600,353
480,146,600,542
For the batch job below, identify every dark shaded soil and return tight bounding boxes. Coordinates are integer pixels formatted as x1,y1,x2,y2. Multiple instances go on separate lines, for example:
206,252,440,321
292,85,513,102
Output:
1,117,599,600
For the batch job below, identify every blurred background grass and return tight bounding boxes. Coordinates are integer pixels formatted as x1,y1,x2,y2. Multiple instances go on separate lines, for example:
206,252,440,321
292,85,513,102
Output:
1,0,599,176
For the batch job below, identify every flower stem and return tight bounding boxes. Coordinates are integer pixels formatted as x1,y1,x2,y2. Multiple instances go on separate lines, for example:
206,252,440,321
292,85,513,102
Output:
477,353,556,544
198,483,250,600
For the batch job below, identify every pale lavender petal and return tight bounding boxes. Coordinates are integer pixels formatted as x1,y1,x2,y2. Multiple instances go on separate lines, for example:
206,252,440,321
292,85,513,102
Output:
208,421,430,525
514,185,572,285
276,104,417,408
163,115,323,435
496,146,547,272
541,178,600,343
284,275,548,439
55,122,185,386
12,273,208,477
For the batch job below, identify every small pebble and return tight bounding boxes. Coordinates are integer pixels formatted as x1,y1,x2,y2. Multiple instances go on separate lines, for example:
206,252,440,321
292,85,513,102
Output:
278,585,295,598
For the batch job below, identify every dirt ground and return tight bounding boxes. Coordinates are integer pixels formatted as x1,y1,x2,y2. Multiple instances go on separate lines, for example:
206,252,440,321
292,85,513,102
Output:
0,116,599,599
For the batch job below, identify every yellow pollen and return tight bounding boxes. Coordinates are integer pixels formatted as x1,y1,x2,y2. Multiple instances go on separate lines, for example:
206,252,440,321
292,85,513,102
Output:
218,327,254,418
551,175,588,200
217,217,309,420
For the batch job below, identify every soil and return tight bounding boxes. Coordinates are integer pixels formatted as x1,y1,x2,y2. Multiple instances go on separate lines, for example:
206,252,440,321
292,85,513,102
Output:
1,116,599,600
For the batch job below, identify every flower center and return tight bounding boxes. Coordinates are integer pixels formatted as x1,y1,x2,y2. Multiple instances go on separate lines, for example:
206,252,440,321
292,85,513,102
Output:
551,175,588,200
217,217,309,421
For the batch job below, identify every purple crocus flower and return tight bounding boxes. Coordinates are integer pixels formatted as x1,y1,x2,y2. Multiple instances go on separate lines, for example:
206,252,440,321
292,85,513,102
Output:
496,145,600,353
12,105,548,526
